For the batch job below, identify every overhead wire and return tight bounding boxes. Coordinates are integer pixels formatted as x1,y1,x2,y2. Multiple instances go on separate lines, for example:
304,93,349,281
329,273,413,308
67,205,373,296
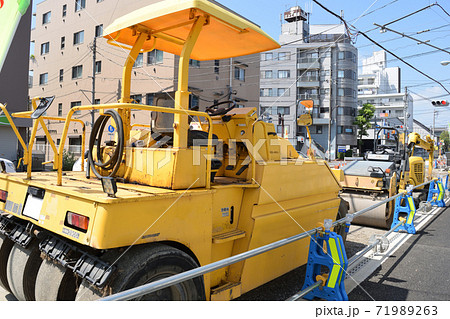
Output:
312,0,450,95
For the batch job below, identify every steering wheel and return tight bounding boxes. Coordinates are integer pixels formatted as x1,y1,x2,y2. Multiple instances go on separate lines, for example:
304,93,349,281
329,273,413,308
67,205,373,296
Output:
205,100,236,116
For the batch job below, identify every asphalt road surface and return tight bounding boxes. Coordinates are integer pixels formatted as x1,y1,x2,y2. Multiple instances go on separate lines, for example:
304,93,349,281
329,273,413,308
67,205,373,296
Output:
0,206,446,301
0,224,387,301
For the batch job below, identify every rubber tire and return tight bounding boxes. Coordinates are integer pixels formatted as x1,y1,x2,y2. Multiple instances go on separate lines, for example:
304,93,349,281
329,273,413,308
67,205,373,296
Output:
0,234,14,292
76,244,205,301
334,199,349,243
6,240,43,301
34,259,79,301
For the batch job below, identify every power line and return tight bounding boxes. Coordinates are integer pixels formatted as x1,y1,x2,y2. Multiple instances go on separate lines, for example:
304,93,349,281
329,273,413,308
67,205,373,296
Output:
380,3,437,27
311,0,450,95
374,23,450,55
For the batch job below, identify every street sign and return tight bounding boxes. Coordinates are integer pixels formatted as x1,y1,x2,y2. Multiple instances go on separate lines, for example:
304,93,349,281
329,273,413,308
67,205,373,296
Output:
338,146,346,153
108,125,115,133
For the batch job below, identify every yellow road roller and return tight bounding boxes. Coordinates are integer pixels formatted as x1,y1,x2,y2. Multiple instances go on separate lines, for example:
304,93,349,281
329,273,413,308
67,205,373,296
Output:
0,0,346,300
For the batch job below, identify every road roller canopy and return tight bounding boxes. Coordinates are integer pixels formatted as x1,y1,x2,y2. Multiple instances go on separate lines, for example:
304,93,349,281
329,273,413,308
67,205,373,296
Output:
103,0,280,60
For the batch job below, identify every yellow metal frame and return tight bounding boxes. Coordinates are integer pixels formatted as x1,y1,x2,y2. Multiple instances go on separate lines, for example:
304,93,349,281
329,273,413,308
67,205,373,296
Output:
1,99,86,176
56,103,214,187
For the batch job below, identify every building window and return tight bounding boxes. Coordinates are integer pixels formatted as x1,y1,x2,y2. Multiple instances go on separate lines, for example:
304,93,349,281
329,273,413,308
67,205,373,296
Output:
277,125,290,134
277,88,289,97
133,53,143,68
339,88,356,97
260,88,274,97
320,70,330,76
40,42,50,55
75,0,85,12
146,93,155,105
261,70,272,79
42,11,51,25
61,36,65,49
368,78,375,85
189,95,199,109
95,61,102,74
130,94,143,104
338,69,357,80
59,69,64,82
94,99,100,105
28,70,33,88
39,73,48,85
278,52,290,60
97,0,104,2
214,60,220,74
73,30,84,45
62,5,67,17
316,126,322,134
72,65,83,79
71,101,81,115
277,70,290,79
277,107,290,115
337,107,356,116
58,103,63,117
338,126,355,135
147,50,163,65
234,67,245,81
262,52,273,61
95,24,103,38
189,59,200,67
338,51,356,62
260,107,272,116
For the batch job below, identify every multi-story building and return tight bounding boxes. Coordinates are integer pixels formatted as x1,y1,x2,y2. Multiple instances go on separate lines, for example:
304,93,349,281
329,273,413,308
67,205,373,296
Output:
260,6,358,159
358,50,413,133
29,0,259,163
0,6,31,164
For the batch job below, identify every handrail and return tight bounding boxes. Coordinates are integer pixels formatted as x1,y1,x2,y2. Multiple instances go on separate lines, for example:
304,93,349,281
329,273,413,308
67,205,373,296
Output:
6,98,87,173
57,103,214,187
100,180,434,301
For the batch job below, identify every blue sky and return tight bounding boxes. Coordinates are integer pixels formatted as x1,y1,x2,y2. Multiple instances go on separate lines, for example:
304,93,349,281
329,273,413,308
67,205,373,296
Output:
219,0,450,129
33,0,450,128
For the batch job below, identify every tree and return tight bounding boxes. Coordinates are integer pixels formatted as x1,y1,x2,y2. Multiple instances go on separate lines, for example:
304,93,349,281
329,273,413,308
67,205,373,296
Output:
354,103,375,155
440,130,450,152
62,149,77,171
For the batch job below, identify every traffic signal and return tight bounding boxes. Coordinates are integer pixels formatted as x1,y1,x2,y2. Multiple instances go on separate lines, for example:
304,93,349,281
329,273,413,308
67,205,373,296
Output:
431,100,448,106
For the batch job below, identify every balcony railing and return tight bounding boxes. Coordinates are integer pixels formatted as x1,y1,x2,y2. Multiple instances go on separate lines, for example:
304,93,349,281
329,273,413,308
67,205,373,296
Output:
298,75,319,82
298,94,319,100
298,58,319,64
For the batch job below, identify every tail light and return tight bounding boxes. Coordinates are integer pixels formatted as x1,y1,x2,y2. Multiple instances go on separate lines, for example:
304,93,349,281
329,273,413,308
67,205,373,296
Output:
65,211,89,232
0,190,7,203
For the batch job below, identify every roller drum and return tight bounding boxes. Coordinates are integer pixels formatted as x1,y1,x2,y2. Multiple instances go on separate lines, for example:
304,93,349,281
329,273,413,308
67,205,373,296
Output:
340,192,392,229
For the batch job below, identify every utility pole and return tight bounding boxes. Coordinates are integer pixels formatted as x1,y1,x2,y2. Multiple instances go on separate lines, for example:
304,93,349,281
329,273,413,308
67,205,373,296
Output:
91,37,97,128
403,86,408,144
432,109,436,142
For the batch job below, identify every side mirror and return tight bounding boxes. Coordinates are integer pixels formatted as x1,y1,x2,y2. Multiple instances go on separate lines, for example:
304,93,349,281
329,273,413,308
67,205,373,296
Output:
31,96,55,119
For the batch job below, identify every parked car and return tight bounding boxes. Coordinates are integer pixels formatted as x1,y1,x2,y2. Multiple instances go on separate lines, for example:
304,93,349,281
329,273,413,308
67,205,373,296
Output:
0,158,16,173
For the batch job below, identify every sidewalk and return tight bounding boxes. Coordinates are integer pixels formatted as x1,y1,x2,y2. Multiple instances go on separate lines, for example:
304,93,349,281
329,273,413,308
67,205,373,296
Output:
349,205,450,301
